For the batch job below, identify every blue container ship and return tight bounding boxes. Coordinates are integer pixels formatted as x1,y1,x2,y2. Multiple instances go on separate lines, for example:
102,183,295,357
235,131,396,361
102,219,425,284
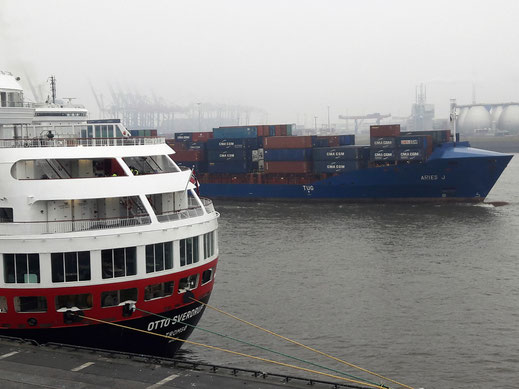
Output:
168,124,512,202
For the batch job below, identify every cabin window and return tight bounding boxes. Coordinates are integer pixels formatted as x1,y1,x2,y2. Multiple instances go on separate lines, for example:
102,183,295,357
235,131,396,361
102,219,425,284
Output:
51,251,90,282
203,232,215,259
145,242,173,273
0,92,6,107
180,237,199,266
101,288,138,307
55,293,92,310
0,296,7,313
144,281,174,301
3,254,40,284
0,207,13,222
178,274,199,293
101,247,137,279
14,296,47,313
201,268,214,285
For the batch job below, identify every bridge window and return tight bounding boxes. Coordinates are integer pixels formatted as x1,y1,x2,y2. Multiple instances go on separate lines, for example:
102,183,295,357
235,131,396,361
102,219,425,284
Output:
101,247,137,279
14,296,47,313
55,293,92,310
145,242,173,273
101,288,138,307
0,207,13,222
51,251,91,282
203,232,215,259
3,254,40,284
144,281,174,301
180,237,199,266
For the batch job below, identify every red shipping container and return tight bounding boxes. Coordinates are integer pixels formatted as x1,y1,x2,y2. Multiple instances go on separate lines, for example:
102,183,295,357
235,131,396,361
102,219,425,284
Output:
166,140,187,150
264,136,313,149
257,125,269,137
192,132,213,142
150,129,158,136
171,150,204,161
275,125,288,136
265,161,311,174
370,124,401,137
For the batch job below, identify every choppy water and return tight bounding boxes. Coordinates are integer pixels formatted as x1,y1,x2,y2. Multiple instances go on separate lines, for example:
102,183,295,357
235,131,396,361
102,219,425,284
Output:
186,154,519,389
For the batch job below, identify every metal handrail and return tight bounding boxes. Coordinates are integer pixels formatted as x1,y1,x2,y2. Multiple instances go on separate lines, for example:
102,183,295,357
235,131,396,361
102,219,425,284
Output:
0,137,165,148
0,215,152,236
155,197,215,223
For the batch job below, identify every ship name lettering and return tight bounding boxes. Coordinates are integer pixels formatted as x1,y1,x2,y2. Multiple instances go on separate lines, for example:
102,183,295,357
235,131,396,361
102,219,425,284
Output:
421,175,438,180
302,185,314,192
147,305,204,331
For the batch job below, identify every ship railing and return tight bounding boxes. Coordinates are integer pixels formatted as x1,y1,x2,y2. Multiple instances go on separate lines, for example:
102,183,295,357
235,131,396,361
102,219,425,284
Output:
0,137,165,148
155,197,215,223
0,215,152,235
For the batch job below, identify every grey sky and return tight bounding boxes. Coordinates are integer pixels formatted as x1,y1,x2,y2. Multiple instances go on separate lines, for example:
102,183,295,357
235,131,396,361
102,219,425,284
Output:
1,0,518,126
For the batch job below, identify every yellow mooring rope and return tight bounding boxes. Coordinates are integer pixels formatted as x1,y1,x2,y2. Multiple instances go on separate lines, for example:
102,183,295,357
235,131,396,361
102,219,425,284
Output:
189,297,414,389
77,314,387,389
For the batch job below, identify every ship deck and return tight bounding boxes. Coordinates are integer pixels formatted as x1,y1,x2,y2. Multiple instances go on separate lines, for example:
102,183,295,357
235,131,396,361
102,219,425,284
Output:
0,336,369,389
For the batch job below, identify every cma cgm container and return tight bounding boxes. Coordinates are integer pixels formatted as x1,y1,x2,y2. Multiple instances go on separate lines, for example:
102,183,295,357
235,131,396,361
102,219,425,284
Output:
206,138,258,150
172,149,205,162
370,149,397,161
207,149,250,162
370,137,397,148
175,132,193,141
168,125,513,203
313,146,368,161
313,160,363,173
264,148,312,161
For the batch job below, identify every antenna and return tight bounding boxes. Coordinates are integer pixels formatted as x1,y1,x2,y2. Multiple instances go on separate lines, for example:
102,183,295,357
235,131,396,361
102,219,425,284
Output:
48,75,57,104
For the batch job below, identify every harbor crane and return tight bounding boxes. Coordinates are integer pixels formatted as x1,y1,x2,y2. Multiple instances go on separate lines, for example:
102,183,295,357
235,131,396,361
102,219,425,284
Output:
338,112,391,134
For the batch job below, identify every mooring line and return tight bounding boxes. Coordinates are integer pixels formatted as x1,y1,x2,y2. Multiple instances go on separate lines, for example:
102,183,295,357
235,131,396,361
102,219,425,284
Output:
77,314,386,389
189,297,413,389
134,306,382,387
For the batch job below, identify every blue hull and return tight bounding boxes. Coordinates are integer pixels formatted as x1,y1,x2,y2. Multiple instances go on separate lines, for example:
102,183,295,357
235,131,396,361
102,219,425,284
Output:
199,143,513,202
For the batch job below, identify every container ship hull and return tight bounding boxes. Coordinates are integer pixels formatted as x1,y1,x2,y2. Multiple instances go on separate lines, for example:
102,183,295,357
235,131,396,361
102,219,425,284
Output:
199,146,512,202
170,125,513,203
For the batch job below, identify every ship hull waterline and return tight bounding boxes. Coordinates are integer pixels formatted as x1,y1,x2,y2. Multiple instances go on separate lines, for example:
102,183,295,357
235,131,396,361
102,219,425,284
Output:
0,295,210,357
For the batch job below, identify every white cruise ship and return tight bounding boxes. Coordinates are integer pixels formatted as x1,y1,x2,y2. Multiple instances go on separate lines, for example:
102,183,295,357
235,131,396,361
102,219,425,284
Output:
0,70,219,356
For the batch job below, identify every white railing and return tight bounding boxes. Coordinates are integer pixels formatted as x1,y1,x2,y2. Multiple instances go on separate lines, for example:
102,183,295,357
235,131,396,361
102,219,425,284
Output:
156,197,215,223
0,215,152,236
0,137,165,148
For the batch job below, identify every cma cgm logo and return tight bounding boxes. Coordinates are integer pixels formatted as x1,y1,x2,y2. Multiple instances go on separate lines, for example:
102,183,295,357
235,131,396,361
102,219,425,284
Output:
421,175,446,180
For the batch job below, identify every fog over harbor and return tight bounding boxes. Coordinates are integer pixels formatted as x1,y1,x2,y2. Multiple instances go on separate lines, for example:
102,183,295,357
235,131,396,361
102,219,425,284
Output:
1,0,519,127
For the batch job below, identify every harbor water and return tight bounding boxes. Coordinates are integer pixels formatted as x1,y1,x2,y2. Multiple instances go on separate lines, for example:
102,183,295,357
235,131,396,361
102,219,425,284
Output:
186,154,519,389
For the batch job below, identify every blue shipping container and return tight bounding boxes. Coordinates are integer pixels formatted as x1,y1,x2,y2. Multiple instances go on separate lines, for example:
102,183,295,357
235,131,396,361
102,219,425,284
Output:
311,137,329,147
370,137,397,148
313,146,367,161
338,135,355,145
398,149,426,160
313,160,362,173
213,127,258,139
264,148,312,161
208,161,250,174
207,149,250,162
185,141,206,150
397,136,428,149
206,138,258,150
370,149,397,161
269,126,275,136
175,132,193,141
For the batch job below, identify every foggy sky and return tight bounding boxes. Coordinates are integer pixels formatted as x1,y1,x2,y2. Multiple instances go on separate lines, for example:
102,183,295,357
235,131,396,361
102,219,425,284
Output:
1,0,518,127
